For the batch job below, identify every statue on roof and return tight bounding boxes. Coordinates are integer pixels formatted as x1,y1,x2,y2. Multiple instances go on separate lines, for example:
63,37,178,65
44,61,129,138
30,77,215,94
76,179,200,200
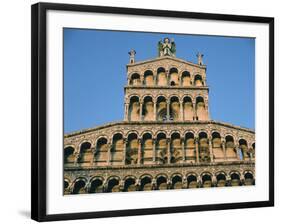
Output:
158,37,176,57
196,52,204,65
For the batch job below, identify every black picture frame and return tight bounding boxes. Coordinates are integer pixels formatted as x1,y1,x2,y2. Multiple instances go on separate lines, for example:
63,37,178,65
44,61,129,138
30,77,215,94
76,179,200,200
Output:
31,2,274,222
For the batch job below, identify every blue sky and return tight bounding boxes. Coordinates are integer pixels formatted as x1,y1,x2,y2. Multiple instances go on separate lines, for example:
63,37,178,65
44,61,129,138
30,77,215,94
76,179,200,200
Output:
64,28,255,133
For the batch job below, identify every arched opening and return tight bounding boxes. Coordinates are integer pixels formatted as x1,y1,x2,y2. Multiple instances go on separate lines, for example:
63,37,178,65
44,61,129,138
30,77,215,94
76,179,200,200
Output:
156,96,167,121
144,70,154,86
79,142,92,164
107,178,120,192
244,172,254,185
216,173,226,187
126,133,138,165
143,96,154,121
239,139,248,160
130,73,141,86
170,96,180,121
89,179,103,193
171,132,181,163
183,96,193,121
156,132,167,164
187,175,197,188
194,74,203,86
128,96,140,121
212,132,223,161
169,67,179,86
196,96,207,120
64,179,70,194
124,177,137,192
142,133,153,164
72,179,86,194
95,138,108,166
157,67,167,86
64,180,69,190
140,176,152,191
171,175,183,189
112,133,123,165
202,174,212,188
230,173,241,186
156,176,168,190
185,132,195,162
225,135,236,160
64,146,75,164
181,71,191,86
199,132,209,162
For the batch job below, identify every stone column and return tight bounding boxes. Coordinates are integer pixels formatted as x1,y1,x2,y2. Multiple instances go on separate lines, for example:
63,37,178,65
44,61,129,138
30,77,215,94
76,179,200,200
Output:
154,75,157,86
212,175,217,187
195,137,199,163
123,139,127,165
167,100,170,120
119,180,125,192
138,139,142,165
222,140,226,161
167,139,171,164
181,138,185,161
140,76,144,85
107,143,112,165
182,176,188,189
205,99,209,119
180,100,184,121
235,144,240,160
209,139,214,162
193,102,197,120
154,101,157,121
74,151,80,166
152,138,156,163
124,102,129,121
139,102,143,121
166,70,170,85
91,147,96,165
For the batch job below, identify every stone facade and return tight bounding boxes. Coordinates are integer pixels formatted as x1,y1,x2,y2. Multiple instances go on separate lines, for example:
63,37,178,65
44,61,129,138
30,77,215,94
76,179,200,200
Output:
64,38,255,195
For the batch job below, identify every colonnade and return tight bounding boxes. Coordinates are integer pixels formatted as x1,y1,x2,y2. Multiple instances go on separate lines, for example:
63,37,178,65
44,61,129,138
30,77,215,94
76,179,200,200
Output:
124,95,209,121
128,68,206,87
64,132,255,167
64,170,255,194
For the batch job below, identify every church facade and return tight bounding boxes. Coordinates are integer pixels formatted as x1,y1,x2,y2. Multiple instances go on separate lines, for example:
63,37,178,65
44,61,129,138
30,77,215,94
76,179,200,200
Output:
64,38,255,194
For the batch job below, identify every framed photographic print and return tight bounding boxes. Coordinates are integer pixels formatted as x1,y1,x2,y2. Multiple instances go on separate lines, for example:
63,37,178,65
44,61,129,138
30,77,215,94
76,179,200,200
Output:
31,2,274,222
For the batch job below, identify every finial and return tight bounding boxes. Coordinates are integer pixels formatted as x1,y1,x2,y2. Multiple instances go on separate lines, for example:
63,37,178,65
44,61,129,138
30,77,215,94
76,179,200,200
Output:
157,38,176,57
196,52,204,65
128,49,136,64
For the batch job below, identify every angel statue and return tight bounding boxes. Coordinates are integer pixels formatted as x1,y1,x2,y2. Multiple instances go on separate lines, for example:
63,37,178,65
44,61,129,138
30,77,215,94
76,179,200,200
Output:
158,37,176,57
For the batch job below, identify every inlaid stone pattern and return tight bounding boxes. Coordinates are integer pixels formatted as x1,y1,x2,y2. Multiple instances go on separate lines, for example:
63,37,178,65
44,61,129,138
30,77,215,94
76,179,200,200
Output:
64,38,255,195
